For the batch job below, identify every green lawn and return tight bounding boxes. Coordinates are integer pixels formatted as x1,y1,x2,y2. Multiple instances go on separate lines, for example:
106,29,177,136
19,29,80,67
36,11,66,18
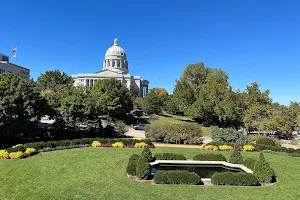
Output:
1,148,300,200
148,114,211,136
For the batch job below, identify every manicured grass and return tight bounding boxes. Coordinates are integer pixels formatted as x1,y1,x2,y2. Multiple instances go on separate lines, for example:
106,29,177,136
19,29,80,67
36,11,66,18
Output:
0,148,300,200
148,114,211,136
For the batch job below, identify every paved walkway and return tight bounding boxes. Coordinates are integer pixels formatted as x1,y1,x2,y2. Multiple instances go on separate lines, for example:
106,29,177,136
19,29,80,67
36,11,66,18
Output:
125,128,146,139
281,144,300,149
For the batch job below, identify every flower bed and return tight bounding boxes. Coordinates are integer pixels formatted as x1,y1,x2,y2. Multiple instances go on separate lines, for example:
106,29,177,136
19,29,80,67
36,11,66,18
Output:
0,138,155,160
203,144,259,152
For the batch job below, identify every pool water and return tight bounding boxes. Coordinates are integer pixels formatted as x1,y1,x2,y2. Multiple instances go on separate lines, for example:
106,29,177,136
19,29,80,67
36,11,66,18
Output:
151,164,244,178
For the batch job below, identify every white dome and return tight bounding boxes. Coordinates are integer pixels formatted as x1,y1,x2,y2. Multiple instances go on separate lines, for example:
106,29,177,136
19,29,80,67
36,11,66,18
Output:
105,39,126,57
102,39,129,73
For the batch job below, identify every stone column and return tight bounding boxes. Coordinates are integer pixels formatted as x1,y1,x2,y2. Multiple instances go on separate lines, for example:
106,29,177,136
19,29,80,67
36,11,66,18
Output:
120,59,122,68
115,60,118,67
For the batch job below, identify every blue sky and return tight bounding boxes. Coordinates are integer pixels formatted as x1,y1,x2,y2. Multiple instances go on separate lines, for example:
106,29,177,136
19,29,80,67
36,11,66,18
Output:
1,0,300,105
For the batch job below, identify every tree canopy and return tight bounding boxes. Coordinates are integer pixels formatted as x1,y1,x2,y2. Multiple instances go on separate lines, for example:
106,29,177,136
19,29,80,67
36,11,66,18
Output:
37,70,73,92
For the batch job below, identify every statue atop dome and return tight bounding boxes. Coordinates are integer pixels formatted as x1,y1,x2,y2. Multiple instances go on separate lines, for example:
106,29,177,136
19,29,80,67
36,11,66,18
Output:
114,38,119,46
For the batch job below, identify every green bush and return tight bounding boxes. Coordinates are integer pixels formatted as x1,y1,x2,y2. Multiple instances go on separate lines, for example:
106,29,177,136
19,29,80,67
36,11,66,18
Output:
253,153,275,183
211,172,260,186
126,154,141,176
114,121,128,136
243,158,257,170
154,153,186,160
136,157,151,180
146,123,203,144
229,150,243,164
193,153,226,161
256,138,276,146
141,147,153,162
154,170,202,185
211,126,247,144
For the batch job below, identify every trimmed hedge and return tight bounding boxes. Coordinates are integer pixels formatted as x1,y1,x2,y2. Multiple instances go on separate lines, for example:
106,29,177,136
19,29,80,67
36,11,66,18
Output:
256,138,276,146
136,157,151,180
154,153,186,160
229,150,243,164
253,153,276,183
193,153,226,161
154,170,202,185
211,172,260,186
126,154,141,176
243,158,257,170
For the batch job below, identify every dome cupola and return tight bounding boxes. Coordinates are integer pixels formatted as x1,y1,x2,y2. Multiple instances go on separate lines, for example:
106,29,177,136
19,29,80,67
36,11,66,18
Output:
103,39,128,73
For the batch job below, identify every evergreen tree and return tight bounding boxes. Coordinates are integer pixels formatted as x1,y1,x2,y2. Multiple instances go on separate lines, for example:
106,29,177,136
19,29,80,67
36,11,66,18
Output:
136,157,151,180
141,147,153,162
253,153,275,183
229,150,243,164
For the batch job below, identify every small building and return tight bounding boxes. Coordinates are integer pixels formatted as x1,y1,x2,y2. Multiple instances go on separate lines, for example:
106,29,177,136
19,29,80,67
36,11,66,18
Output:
71,39,149,97
0,54,30,79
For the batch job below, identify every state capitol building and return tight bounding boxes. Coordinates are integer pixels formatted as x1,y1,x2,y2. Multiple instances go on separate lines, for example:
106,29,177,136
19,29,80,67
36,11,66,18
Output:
72,39,149,97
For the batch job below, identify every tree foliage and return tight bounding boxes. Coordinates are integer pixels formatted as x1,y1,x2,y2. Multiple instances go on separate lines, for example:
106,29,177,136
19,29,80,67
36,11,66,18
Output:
37,70,73,92
0,73,49,147
141,88,168,114
92,78,133,118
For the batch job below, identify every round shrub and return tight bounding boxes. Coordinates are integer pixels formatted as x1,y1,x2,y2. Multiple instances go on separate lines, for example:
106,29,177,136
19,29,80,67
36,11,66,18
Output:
243,145,254,151
9,151,24,159
204,145,219,151
193,153,226,161
91,141,101,147
243,158,257,170
211,172,260,186
253,153,275,183
154,170,202,185
229,150,243,164
112,142,124,148
25,148,37,156
126,154,141,176
256,138,276,146
0,150,9,159
219,145,234,151
135,142,148,148
154,153,186,160
136,157,151,180
141,147,153,162
11,144,26,152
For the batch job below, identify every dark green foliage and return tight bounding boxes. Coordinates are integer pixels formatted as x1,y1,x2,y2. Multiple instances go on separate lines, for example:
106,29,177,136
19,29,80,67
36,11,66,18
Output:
154,153,186,160
256,138,276,146
229,150,243,164
37,70,73,92
211,127,247,144
141,88,168,114
136,157,151,180
243,158,257,170
141,147,153,162
253,153,276,183
193,153,226,161
126,154,141,176
145,123,203,144
154,170,202,185
211,172,260,186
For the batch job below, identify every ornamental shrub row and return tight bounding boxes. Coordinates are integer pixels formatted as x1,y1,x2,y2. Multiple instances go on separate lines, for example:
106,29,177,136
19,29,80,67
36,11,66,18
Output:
211,172,260,186
203,144,259,152
154,153,186,160
256,138,276,146
193,153,226,161
154,170,202,185
6,138,153,152
0,148,37,160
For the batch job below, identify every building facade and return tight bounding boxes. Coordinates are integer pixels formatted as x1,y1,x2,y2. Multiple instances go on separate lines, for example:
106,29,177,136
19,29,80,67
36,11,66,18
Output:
0,54,30,79
71,39,149,97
